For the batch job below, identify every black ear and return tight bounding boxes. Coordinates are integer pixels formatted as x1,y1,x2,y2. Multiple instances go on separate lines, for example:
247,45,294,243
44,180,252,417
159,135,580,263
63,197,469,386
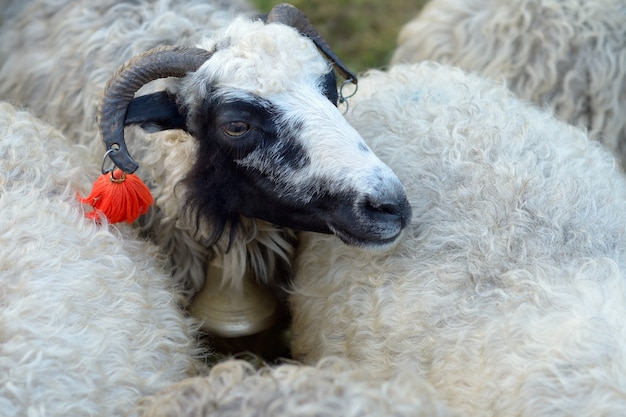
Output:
321,70,339,106
124,91,188,133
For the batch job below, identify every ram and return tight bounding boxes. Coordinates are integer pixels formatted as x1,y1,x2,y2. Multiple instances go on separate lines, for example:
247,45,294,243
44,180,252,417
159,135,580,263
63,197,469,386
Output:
0,58,406,412
0,1,411,340
391,0,626,167
290,63,626,416
0,101,203,416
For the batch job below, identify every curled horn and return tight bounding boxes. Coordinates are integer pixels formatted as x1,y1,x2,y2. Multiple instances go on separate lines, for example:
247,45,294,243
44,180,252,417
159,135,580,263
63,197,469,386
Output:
266,3,357,84
98,45,213,174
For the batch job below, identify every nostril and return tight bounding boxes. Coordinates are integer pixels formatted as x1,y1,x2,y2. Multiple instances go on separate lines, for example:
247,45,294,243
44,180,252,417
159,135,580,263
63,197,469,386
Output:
336,193,412,246
365,199,401,216
361,195,411,227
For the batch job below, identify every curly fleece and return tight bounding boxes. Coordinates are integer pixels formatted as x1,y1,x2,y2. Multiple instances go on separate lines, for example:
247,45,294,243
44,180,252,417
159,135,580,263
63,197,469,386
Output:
135,357,458,417
0,102,203,417
290,63,626,417
391,0,626,167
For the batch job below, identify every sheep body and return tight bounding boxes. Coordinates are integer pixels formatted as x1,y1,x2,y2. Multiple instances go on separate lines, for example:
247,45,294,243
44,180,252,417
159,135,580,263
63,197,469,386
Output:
391,0,626,166
290,63,626,416
135,357,458,417
0,102,203,416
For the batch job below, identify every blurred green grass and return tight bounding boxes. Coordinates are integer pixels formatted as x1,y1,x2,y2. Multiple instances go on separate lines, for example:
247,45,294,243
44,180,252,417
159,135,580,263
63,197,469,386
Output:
253,0,428,74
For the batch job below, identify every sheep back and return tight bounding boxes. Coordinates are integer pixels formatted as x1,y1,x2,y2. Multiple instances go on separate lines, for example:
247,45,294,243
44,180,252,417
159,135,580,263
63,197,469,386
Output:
0,102,203,416
291,63,626,416
135,357,459,417
391,0,626,166
0,0,254,148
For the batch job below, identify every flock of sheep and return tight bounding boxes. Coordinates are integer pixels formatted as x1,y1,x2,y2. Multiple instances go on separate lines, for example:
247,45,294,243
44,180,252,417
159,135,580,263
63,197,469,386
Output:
1,0,625,416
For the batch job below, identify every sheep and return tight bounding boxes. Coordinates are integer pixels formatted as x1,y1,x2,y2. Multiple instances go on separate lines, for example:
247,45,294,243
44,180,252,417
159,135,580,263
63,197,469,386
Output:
390,0,626,168
0,101,204,416
134,357,458,417
289,62,626,416
0,2,411,350
0,1,411,300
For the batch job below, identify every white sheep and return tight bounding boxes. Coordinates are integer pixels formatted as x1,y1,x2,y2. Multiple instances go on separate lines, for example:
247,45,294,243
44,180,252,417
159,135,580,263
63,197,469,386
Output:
134,357,458,417
390,0,626,167
0,2,411,342
290,62,626,416
0,101,203,416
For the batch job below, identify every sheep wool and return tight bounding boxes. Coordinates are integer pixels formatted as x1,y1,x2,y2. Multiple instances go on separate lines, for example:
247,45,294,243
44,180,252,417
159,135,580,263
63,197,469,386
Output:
135,357,459,417
391,0,626,167
290,63,626,417
0,102,203,416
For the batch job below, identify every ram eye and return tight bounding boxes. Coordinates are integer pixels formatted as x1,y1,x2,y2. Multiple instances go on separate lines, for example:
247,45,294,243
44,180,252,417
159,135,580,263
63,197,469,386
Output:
223,121,250,137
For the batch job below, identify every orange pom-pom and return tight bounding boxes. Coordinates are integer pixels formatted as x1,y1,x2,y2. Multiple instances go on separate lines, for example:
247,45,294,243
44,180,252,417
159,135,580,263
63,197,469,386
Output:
79,169,154,224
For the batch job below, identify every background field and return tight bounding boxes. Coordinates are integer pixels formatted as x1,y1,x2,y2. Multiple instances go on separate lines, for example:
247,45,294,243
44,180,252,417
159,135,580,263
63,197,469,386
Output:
253,0,428,74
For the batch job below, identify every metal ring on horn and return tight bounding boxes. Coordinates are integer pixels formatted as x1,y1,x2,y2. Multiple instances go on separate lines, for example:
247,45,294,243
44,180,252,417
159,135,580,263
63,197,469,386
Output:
339,79,358,114
101,146,121,175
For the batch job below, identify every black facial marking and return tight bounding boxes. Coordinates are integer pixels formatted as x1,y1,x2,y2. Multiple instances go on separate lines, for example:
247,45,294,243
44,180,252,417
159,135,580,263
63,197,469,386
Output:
189,92,279,155
179,88,324,244
125,83,408,248
180,91,276,237
271,119,310,172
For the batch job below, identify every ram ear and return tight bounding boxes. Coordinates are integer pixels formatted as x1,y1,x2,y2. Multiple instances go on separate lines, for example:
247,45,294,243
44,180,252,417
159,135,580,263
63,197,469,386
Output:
124,91,188,133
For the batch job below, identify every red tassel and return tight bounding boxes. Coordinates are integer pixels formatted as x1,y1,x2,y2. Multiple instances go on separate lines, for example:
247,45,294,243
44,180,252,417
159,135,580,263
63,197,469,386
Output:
79,169,154,224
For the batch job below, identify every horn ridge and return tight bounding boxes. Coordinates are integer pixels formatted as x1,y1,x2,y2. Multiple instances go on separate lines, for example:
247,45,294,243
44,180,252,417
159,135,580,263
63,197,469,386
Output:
98,45,213,173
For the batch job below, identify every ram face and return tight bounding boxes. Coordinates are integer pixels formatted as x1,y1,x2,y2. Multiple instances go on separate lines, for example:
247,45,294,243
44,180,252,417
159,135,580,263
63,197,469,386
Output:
102,4,412,249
